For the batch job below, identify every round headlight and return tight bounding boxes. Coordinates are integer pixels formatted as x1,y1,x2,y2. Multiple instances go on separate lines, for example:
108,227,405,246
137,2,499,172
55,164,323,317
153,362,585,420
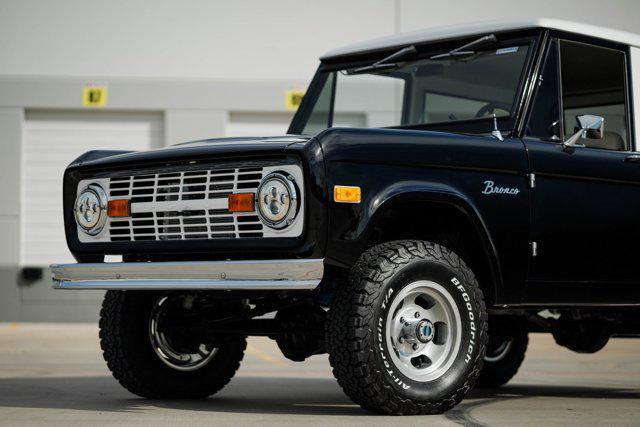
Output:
74,184,108,235
256,172,298,229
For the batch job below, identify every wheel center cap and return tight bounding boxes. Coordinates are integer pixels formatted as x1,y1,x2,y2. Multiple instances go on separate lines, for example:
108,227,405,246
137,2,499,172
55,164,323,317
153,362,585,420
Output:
416,319,435,343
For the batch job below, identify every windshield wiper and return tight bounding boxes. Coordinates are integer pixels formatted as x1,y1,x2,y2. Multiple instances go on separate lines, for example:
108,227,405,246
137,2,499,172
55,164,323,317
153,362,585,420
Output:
346,45,417,75
345,34,497,74
429,34,497,60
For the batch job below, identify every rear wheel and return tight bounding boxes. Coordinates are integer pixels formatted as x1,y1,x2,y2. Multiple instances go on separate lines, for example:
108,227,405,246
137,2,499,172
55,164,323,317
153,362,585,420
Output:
476,316,528,388
327,240,488,415
100,291,246,399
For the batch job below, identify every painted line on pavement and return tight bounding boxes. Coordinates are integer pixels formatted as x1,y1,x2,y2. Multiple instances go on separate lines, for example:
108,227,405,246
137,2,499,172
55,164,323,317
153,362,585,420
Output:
246,343,289,367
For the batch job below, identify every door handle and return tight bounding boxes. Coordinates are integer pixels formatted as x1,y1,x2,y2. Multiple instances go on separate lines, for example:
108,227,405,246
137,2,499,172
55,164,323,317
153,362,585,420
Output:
624,155,640,163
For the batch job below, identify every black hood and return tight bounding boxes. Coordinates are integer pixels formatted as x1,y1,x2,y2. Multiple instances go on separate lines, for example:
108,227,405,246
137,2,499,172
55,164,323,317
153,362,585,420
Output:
68,135,311,171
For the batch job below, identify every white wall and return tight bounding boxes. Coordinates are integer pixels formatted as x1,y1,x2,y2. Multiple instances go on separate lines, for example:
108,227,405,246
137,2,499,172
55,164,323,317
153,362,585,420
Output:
0,0,395,82
1,0,638,83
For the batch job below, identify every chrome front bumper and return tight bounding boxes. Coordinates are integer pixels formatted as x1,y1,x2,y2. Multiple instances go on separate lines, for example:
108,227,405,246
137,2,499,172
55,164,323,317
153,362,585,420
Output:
51,259,324,290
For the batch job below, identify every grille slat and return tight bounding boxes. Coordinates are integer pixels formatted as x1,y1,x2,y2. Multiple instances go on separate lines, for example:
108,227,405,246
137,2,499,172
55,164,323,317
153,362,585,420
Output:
107,166,265,241
108,167,265,201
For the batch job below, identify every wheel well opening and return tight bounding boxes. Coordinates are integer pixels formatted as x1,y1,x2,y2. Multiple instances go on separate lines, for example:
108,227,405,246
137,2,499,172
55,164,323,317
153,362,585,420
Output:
367,199,497,305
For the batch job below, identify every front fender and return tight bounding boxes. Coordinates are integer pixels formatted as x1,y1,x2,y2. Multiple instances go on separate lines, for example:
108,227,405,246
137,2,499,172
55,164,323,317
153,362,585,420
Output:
359,181,483,238
327,180,502,301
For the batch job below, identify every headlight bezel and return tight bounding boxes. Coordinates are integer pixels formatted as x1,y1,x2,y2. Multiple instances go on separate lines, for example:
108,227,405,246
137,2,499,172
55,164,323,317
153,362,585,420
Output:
74,183,108,236
256,171,299,229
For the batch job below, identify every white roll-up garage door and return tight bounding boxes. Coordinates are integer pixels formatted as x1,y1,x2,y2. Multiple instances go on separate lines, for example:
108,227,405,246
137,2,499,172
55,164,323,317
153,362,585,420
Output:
21,111,164,265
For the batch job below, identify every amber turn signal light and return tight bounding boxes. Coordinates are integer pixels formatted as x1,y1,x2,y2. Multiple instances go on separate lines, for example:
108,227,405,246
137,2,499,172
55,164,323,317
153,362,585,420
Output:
334,185,361,203
107,199,131,217
228,193,255,212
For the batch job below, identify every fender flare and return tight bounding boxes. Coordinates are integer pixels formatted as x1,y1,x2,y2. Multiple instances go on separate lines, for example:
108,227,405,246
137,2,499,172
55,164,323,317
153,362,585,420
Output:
357,180,502,301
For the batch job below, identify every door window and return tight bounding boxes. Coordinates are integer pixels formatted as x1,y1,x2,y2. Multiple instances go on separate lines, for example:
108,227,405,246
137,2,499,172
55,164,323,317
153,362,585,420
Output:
559,40,629,151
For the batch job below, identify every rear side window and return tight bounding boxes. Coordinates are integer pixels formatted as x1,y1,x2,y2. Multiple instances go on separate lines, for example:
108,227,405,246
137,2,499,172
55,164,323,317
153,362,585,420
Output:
559,40,629,151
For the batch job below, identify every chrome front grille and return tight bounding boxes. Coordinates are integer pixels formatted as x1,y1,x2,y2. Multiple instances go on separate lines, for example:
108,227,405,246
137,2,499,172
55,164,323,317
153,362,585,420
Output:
75,163,305,244
107,167,264,241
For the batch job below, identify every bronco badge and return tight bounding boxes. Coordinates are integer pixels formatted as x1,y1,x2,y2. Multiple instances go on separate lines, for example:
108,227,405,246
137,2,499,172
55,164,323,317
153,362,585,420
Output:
482,180,520,195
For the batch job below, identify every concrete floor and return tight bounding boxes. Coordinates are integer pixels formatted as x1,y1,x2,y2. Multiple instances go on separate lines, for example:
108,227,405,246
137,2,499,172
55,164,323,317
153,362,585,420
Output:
0,324,639,426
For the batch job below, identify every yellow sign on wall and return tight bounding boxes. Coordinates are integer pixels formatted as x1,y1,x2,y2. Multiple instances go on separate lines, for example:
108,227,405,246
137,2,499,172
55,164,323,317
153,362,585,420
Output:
285,89,305,111
82,86,108,107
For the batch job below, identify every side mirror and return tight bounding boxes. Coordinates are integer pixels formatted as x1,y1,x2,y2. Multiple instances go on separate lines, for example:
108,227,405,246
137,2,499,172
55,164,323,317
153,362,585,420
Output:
563,115,604,148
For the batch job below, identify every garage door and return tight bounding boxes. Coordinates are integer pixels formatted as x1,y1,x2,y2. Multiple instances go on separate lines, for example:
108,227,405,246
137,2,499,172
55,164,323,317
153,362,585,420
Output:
21,111,163,265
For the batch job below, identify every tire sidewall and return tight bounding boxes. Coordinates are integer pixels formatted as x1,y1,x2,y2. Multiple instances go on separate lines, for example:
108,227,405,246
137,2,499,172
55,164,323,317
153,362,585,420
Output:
373,258,484,401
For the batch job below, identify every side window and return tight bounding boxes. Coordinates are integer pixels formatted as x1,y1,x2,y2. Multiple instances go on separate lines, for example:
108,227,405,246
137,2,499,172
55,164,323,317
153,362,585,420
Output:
559,40,629,151
301,73,335,135
526,40,561,140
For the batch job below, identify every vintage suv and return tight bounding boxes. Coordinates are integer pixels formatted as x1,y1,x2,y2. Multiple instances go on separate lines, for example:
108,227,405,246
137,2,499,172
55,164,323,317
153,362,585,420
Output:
52,19,640,415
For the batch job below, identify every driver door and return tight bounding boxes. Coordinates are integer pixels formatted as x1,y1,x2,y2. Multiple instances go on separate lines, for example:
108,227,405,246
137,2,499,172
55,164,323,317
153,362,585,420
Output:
522,37,640,303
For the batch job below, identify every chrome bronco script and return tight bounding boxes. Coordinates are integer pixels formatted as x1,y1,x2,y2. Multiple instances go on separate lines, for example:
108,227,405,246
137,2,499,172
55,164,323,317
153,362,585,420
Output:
481,180,520,195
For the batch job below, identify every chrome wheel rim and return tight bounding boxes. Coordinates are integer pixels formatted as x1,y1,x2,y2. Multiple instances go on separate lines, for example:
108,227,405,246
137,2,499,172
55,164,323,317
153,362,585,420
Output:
385,281,462,382
149,296,217,371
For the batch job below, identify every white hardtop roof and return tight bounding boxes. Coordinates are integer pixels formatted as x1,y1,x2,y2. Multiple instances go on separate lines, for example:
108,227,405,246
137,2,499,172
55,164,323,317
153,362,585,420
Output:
322,18,640,60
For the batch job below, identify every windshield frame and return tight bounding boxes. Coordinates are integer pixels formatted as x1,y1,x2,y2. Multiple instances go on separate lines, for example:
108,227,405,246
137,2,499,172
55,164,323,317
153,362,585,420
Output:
288,29,544,136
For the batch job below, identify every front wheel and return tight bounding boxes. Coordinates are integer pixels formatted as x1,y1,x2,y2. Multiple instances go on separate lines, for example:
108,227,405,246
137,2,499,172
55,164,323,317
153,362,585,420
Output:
99,291,246,399
327,240,488,415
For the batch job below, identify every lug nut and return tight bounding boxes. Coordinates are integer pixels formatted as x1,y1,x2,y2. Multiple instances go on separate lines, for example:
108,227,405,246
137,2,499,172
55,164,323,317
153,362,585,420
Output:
412,343,419,350
398,337,405,343
400,317,405,323
414,312,421,318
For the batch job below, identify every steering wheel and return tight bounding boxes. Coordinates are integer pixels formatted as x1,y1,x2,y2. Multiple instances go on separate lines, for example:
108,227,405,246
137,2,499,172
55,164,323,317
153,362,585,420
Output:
475,102,509,118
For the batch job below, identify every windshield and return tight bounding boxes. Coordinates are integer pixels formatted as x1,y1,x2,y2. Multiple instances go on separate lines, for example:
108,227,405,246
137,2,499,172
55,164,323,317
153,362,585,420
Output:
294,41,532,135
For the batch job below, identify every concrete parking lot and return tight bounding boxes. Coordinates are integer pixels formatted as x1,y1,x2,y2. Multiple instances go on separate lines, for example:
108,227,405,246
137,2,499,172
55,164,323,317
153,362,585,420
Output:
0,323,639,426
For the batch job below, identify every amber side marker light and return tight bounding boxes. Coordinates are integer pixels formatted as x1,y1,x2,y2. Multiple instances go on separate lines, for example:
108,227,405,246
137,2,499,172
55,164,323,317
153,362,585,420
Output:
228,193,255,212
334,185,361,203
107,199,131,217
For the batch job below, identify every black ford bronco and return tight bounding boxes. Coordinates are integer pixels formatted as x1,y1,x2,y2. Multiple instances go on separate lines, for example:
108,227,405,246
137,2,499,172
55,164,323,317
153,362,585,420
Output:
52,19,640,415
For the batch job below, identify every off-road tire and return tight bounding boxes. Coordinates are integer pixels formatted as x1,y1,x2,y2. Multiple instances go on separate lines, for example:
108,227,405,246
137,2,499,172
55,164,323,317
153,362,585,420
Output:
99,290,246,399
326,240,488,415
477,316,528,388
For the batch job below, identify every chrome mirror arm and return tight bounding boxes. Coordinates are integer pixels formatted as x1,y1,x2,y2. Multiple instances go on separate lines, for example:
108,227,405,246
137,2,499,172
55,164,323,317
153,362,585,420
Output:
491,114,504,142
562,114,604,149
563,130,586,148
